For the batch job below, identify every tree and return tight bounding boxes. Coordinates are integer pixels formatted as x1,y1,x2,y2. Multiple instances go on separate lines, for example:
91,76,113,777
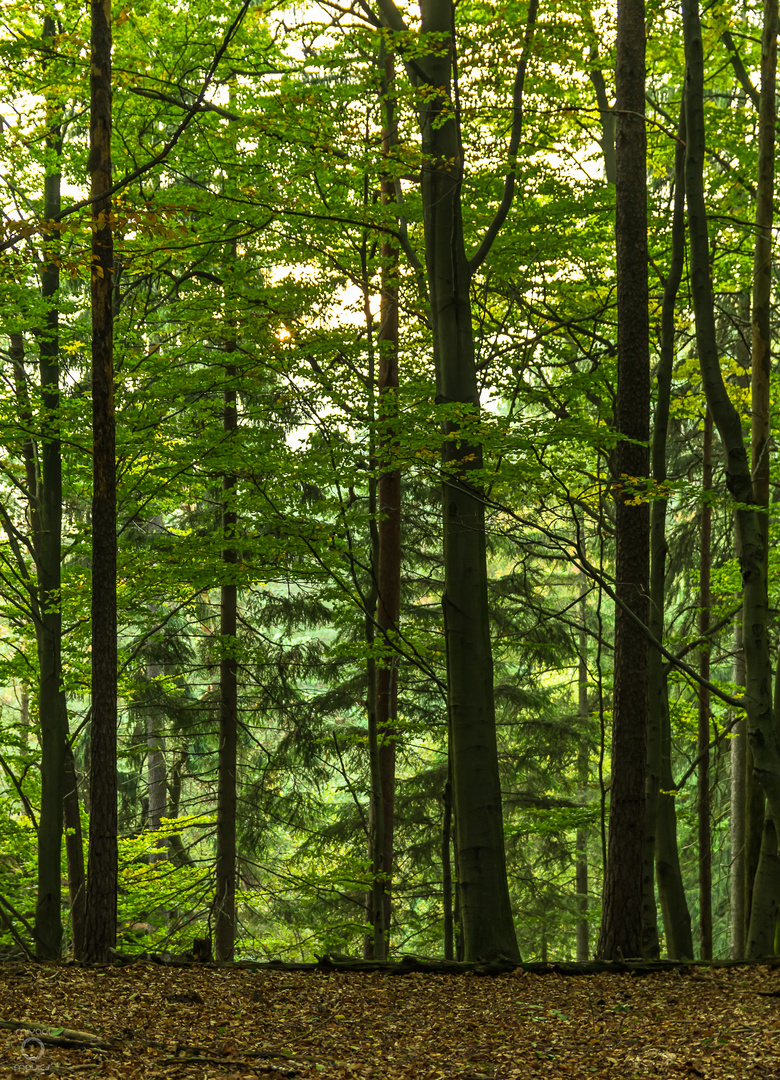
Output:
83,0,118,963
361,0,545,964
681,0,780,960
597,0,650,961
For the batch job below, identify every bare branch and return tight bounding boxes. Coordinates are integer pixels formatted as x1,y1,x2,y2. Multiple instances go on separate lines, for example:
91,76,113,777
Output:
470,0,539,273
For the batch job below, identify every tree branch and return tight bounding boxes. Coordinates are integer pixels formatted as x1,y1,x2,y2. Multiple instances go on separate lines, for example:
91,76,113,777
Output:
470,0,539,273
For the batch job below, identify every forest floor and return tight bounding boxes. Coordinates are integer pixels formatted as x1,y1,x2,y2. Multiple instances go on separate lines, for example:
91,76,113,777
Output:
0,960,779,1079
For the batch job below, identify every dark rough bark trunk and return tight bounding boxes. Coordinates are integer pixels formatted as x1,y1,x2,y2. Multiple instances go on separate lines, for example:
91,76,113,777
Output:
730,617,747,958
215,362,238,963
598,0,649,961
83,0,117,964
747,812,780,956
442,776,454,961
698,410,713,961
745,0,778,954
681,0,780,959
31,12,70,962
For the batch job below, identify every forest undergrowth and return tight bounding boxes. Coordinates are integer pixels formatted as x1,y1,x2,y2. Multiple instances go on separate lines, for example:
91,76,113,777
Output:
0,962,778,1078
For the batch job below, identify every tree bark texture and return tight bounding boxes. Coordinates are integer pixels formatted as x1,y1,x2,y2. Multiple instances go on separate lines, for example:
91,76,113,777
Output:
598,0,650,961
215,361,238,963
698,410,713,961
442,776,454,961
29,13,69,962
370,49,401,957
647,96,692,960
730,617,747,958
83,0,117,964
745,0,778,956
681,0,780,958
576,575,589,962
146,660,167,864
417,0,518,963
63,733,86,956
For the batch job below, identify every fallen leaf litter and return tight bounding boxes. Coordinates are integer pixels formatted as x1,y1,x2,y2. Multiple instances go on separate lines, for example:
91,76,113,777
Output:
1,962,779,1078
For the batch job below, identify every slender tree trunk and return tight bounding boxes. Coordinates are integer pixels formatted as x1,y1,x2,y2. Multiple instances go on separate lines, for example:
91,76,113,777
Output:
656,683,694,958
146,661,167,865
598,0,649,961
215,354,238,962
372,49,401,958
745,0,778,955
83,0,117,963
698,409,713,960
63,733,86,956
417,0,518,964
647,95,692,960
730,617,747,958
575,572,589,963
682,0,780,959
168,752,194,867
362,219,384,961
442,776,454,960
29,12,70,961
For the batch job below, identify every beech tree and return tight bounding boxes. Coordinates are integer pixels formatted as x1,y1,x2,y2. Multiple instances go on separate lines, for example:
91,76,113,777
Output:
82,0,118,963
596,0,650,961
2,0,779,965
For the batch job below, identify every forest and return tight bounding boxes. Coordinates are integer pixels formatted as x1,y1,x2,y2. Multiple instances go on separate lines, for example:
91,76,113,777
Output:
0,0,777,970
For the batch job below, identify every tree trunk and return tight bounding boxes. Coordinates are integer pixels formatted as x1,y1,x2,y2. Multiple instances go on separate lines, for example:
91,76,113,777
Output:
372,49,401,958
63,732,86,957
647,96,692,960
575,573,589,963
83,0,117,964
418,0,517,965
745,0,778,955
656,684,694,960
597,0,649,961
215,357,238,963
730,617,747,958
146,662,167,863
168,752,194,868
374,0,520,961
29,12,69,962
698,409,713,960
681,0,780,959
442,776,454,961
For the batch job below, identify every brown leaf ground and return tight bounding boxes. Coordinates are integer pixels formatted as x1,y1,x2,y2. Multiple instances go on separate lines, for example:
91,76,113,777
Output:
1,962,779,1078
